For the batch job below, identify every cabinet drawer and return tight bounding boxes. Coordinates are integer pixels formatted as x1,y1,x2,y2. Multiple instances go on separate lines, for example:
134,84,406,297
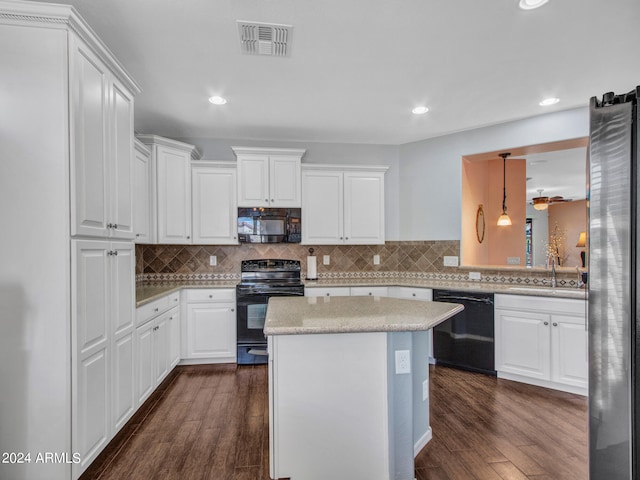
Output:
389,286,432,301
350,286,389,297
495,294,586,316
305,287,351,297
185,288,235,303
137,296,170,325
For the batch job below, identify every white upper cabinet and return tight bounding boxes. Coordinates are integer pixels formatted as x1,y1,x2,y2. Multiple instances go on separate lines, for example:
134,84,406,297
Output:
302,165,387,245
137,135,200,244
70,35,135,240
192,163,238,245
133,139,152,243
233,147,304,207
343,171,385,244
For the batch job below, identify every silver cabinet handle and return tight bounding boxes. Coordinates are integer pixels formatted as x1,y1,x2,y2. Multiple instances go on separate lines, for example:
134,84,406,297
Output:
412,293,416,297
231,308,235,312
186,236,190,239
544,321,549,326
368,292,372,296
271,198,274,202
265,198,268,202
552,322,558,327
326,293,330,296
154,307,159,312
113,224,118,229
113,250,118,256
136,233,140,237
209,295,213,298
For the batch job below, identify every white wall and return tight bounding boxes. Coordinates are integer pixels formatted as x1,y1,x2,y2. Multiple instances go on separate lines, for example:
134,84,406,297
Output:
176,137,401,240
398,108,589,240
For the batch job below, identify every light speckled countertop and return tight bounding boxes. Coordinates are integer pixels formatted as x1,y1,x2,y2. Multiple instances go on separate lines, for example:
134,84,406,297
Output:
264,295,465,335
136,276,587,307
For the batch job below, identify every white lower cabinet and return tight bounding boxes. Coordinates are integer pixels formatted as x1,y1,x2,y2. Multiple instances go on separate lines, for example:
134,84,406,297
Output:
72,240,135,476
494,294,587,394
183,289,237,363
135,293,180,405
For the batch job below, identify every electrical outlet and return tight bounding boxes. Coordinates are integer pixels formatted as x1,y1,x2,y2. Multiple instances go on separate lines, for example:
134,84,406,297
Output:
422,379,429,401
469,271,481,280
323,255,330,265
395,350,411,375
373,254,380,265
443,256,459,267
209,255,217,266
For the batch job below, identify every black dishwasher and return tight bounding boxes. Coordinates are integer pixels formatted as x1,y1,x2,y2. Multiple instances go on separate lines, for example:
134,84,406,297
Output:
432,290,495,375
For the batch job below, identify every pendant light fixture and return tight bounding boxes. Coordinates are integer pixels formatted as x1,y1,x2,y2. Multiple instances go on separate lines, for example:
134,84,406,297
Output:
497,152,512,226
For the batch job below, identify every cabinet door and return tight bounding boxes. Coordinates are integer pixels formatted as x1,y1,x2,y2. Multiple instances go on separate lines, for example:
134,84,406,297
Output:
495,309,551,380
168,307,181,368
237,155,270,207
70,37,109,238
186,303,236,359
269,155,301,207
156,145,191,243
112,331,134,432
72,240,110,472
133,142,151,242
343,172,385,244
551,314,588,388
110,242,135,430
302,171,344,244
192,167,238,244
108,78,135,239
154,312,170,384
135,320,155,405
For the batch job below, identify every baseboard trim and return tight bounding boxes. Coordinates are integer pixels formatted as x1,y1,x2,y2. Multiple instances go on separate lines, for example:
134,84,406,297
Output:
414,426,432,457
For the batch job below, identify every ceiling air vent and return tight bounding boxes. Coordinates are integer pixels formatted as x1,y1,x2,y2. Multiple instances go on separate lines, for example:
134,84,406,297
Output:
237,21,292,57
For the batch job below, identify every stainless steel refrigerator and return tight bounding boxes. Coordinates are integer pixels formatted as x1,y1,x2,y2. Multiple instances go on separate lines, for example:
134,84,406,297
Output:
589,86,639,479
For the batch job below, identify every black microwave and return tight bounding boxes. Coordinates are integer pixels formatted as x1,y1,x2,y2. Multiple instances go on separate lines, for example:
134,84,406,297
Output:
237,208,301,243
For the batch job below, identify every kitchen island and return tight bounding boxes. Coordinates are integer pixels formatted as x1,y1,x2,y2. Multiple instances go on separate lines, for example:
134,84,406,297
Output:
264,295,463,480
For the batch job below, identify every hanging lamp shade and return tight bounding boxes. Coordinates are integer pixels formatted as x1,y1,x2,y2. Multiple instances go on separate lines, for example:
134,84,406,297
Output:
497,213,512,226
532,189,549,210
497,152,512,226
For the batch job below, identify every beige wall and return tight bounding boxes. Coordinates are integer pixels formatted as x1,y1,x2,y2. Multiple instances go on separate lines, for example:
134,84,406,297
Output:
548,199,587,267
462,158,527,266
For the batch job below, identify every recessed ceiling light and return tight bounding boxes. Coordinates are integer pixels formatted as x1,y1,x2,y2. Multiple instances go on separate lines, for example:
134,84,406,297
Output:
412,106,429,115
208,96,227,105
539,97,560,106
519,0,549,10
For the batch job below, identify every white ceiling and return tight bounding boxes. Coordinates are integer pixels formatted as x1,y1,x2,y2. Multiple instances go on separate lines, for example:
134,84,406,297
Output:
39,0,640,145
524,147,587,202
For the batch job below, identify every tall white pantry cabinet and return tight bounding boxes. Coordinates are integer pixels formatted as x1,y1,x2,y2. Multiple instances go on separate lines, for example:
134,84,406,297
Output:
0,3,140,480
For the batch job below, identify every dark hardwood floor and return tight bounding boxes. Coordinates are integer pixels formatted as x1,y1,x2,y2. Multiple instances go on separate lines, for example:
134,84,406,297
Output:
81,364,587,480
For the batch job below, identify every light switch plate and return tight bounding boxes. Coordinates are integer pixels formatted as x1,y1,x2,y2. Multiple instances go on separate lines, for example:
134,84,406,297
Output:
209,255,217,266
323,255,330,265
373,254,380,265
469,271,481,280
507,257,521,265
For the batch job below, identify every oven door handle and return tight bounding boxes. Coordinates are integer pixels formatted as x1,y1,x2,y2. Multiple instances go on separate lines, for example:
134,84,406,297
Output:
247,348,268,357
